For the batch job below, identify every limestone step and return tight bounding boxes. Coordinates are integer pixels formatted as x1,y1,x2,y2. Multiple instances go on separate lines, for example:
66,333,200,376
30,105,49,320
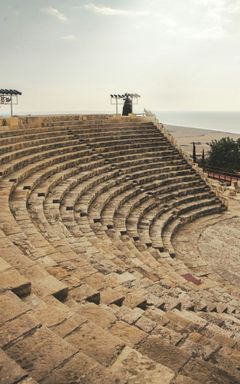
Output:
0,258,31,298
0,348,38,384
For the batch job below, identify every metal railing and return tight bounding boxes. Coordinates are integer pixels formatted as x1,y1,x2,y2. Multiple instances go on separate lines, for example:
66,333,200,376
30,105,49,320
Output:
201,165,240,183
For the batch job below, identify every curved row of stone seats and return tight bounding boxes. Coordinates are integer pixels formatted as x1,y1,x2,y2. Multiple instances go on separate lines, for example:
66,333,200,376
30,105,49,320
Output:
23,137,238,316
40,113,110,126
125,185,212,246
9,161,158,308
51,161,192,258
160,203,224,257
15,118,228,292
0,125,159,148
111,173,203,228
1,115,240,383
0,117,232,306
5,134,223,316
0,128,189,380
147,192,222,251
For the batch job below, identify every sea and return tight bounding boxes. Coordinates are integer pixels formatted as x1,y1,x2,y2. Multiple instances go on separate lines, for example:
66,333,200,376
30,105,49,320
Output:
155,111,240,135
2,109,240,135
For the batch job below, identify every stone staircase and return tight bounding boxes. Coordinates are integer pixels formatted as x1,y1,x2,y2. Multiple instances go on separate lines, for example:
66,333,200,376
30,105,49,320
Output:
0,114,240,384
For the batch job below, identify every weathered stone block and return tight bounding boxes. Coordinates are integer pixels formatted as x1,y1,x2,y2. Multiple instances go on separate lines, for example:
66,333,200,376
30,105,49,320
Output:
66,321,125,366
0,313,41,349
182,358,239,384
0,268,31,298
110,321,147,347
0,348,26,384
138,336,190,372
41,351,118,384
111,346,175,384
6,327,77,382
0,291,29,326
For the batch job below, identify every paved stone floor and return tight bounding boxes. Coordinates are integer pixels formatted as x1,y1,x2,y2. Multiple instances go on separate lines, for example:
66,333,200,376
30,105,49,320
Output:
173,195,240,286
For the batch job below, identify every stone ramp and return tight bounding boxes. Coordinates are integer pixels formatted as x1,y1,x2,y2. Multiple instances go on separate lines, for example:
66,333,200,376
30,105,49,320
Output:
0,114,240,383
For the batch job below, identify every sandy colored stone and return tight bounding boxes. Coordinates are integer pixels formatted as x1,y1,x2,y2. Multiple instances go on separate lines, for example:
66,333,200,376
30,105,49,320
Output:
101,287,125,305
123,291,147,309
24,265,68,301
138,335,191,372
27,295,69,328
65,320,125,366
165,310,206,333
81,271,106,290
180,332,220,359
70,283,100,304
201,323,236,348
75,302,116,329
135,316,156,333
114,305,143,324
144,308,170,326
41,351,120,384
173,375,199,384
72,263,97,280
152,324,183,345
0,268,31,298
182,358,239,384
111,346,175,384
0,312,40,348
1,115,240,383
6,326,77,382
212,347,240,380
0,257,11,272
19,378,38,384
0,291,29,325
0,244,35,273
110,321,147,347
0,348,26,384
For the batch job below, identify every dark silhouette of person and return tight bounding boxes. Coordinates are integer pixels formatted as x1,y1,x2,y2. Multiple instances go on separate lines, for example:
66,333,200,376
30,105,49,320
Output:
122,96,132,116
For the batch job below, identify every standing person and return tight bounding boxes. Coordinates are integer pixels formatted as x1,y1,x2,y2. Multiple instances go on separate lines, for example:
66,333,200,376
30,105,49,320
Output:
122,95,132,116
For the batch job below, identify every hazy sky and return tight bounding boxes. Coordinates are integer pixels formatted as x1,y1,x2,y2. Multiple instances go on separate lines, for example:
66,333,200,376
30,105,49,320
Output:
1,0,240,114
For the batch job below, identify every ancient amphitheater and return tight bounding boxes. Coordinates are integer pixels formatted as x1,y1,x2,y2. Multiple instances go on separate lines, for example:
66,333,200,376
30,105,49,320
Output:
0,113,240,384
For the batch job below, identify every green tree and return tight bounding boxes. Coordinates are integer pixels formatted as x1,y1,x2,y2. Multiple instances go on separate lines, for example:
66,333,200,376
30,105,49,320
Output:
192,142,196,163
207,137,240,171
201,149,205,166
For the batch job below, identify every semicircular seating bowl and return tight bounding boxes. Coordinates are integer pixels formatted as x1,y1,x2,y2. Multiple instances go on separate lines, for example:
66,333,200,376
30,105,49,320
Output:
1,114,240,384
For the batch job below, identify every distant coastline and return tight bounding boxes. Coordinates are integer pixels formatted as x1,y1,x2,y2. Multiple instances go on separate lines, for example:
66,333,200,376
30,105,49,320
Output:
156,111,240,135
166,123,240,156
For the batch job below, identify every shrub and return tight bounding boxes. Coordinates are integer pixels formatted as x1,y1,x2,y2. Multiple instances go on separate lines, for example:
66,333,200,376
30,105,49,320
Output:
207,137,240,171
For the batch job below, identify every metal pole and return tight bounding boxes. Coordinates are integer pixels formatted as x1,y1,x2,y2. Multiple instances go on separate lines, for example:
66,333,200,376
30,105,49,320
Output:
10,96,13,117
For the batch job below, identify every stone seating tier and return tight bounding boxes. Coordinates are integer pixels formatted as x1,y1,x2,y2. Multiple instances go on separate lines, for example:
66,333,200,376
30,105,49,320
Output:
0,114,239,384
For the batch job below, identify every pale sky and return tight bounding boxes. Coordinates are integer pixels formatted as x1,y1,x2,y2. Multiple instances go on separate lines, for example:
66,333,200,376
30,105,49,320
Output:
1,0,240,114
